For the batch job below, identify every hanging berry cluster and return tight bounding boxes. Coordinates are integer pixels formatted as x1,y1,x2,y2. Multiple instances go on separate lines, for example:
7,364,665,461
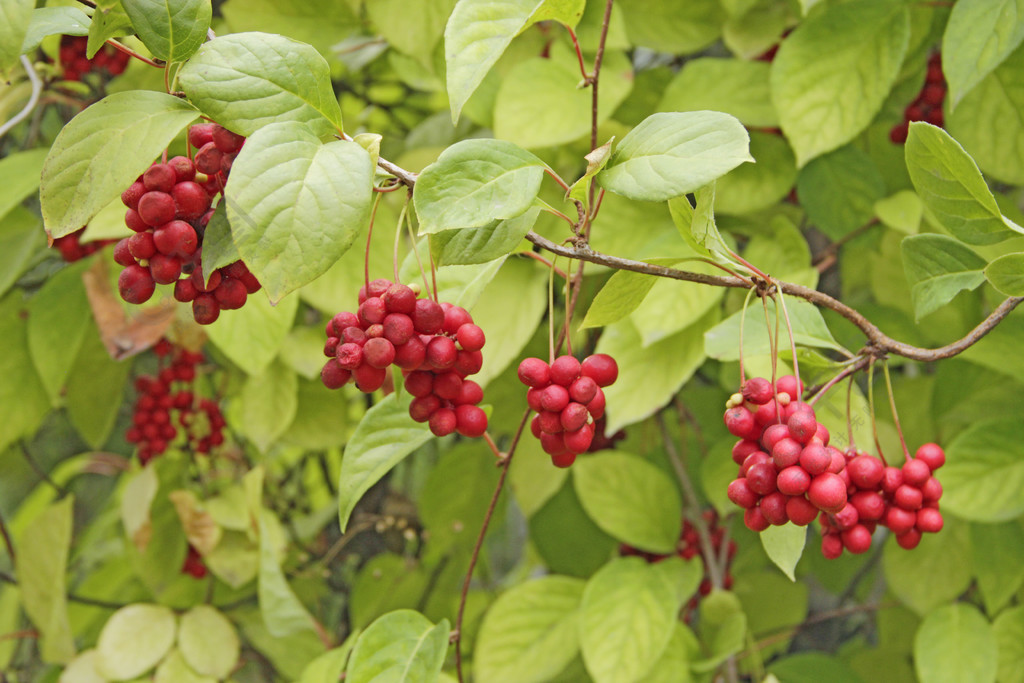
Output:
126,339,226,464
724,375,944,557
52,227,115,262
890,52,946,144
114,122,261,324
320,278,489,438
58,35,129,82
517,353,618,468
181,544,207,579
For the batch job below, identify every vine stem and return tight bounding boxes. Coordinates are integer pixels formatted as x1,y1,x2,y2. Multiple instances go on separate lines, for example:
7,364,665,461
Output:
516,251,568,279
105,39,164,68
454,410,531,683
566,26,589,81
882,362,911,461
0,56,42,140
807,355,871,407
0,509,15,565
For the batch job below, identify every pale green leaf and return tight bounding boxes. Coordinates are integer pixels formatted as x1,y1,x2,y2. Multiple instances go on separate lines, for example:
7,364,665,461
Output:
914,603,997,683
645,624,699,683
87,4,134,57
27,262,91,405
258,509,316,637
65,320,131,449
0,293,50,456
475,576,585,683
366,0,454,68
154,649,216,683
943,419,1024,521
19,497,75,663
430,207,539,267
0,148,47,222
875,190,924,234
905,122,1020,245
985,253,1024,296
900,234,987,320
568,137,614,204
205,290,298,376
58,650,105,683
716,131,797,216
659,58,777,128
0,0,32,77
445,0,544,122
796,144,885,239
631,270,724,347
994,606,1024,683
96,604,177,679
883,521,972,614
298,632,360,683
346,610,449,683
413,138,547,234
582,269,659,329
219,0,359,56
771,0,910,166
179,32,343,137
942,0,1024,109
122,0,212,62
178,606,240,679
618,0,724,54
225,121,373,302
597,111,753,202
768,653,862,683
20,7,90,53
572,451,682,553
40,91,198,237
970,522,1024,616
530,0,585,27
338,392,432,531
760,524,806,581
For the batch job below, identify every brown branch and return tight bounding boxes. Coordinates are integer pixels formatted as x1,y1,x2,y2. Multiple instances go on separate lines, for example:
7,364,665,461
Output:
524,230,1024,362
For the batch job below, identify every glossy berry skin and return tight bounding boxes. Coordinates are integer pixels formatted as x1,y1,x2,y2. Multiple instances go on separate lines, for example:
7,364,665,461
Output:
118,265,156,304
742,377,774,405
550,355,582,386
518,358,552,388
915,443,946,471
455,405,487,438
808,473,847,513
580,354,618,387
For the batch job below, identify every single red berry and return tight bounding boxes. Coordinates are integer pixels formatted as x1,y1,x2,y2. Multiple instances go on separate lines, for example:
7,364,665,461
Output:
771,437,803,469
776,375,803,400
550,355,582,386
786,496,819,526
456,379,484,406
143,163,177,193
850,491,886,521
760,492,790,525
564,423,595,454
537,411,563,434
167,155,196,183
363,338,396,368
138,191,177,227
518,358,551,388
539,384,570,413
383,284,416,314
569,376,598,404
189,123,216,148
336,343,364,370
761,423,790,452
433,371,463,400
353,364,387,392
329,311,359,337
727,479,759,509
194,142,223,175
902,458,931,487
426,336,458,370
831,503,859,531
454,349,483,376
118,264,156,304
787,410,817,444
884,506,917,535
113,238,136,267
740,451,772,478
174,278,198,302
410,299,443,335
409,395,441,422
744,507,770,532
742,377,774,405
526,388,545,412
586,387,606,420
393,337,427,370
916,507,944,533
920,477,943,503
777,466,811,496
442,306,473,336
724,406,757,439
540,431,568,457
429,408,457,437
214,278,247,310
149,254,182,285
580,354,618,387
383,313,415,346
808,473,847,513
732,439,762,465
550,452,577,468
172,181,212,220
560,402,589,432
212,125,245,153
359,297,387,326
894,484,923,511
456,324,485,352
122,181,146,209
153,220,198,257
841,525,873,554
847,455,885,489
321,359,351,389
192,293,220,325
746,462,778,496
455,405,488,438
896,528,922,550
799,444,831,476
915,443,945,471
754,400,785,426
821,533,843,559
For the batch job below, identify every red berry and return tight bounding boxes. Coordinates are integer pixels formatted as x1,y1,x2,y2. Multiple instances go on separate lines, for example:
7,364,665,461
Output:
174,278,198,302
454,349,483,376
560,402,589,432
881,466,903,494
214,278,247,310
456,379,484,406
885,506,917,535
777,466,811,496
321,359,351,389
143,164,176,193
122,181,146,209
821,533,843,559
727,478,759,509
118,265,156,304
724,406,757,439
850,491,886,521
393,337,427,370
894,484,923,511
732,439,762,465
404,371,434,397
739,451,771,478
744,507,770,532
192,293,220,325
137,191,176,227
194,142,223,175
426,336,458,370
442,306,473,336
113,238,136,267
787,496,819,526
771,437,802,469
787,410,817,444
526,388,545,412
336,343,364,370
153,220,198,257
586,388,606,420
799,444,831,476
383,284,416,314
189,123,216,148
456,324,485,352
412,299,445,334
580,354,618,387
568,376,598,404
550,355,582,386
409,395,441,422
564,423,594,453
915,443,945,471
808,473,847,513
742,377,774,404
433,371,463,400
539,384,570,413
551,452,577,468
896,528,922,550
353,364,387,392
518,358,552,388
363,338,396,368
847,455,885,489
212,125,245,153
540,431,568,457
916,507,944,533
149,254,182,285
429,408,457,436
537,411,563,434
776,375,803,400
172,181,212,220
841,525,873,554
455,405,487,438
760,492,790,525
329,311,360,336
359,297,387,325
902,458,931,487
167,155,196,183
383,313,415,346
746,462,778,496
920,476,943,503
832,503,859,531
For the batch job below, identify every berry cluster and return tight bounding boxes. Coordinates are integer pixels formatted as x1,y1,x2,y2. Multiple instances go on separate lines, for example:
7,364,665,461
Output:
115,122,261,324
126,339,225,463
320,279,489,438
724,376,944,557
58,35,129,81
517,354,618,468
890,53,945,144
181,544,208,579
52,227,115,262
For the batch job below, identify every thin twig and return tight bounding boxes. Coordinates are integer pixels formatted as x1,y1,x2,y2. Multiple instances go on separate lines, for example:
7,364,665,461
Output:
0,511,14,565
0,57,43,140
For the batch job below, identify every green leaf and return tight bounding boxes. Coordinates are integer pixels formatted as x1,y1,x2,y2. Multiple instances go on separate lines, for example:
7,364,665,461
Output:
154,649,216,683
366,0,454,68
768,653,863,683
693,590,746,672
96,604,177,679
219,0,359,57
419,442,504,552
258,509,316,637
631,265,725,347
0,0,32,78
87,3,134,57
659,58,777,128
508,437,569,517
338,392,432,531
178,606,240,679
179,32,344,137
597,111,753,202
28,263,91,405
942,0,1024,109
346,610,449,683
20,7,88,55
531,0,585,27
716,131,797,216
618,0,724,54
40,91,198,237
444,0,543,122
18,497,75,663
875,190,924,234
970,521,1024,616
796,145,886,239
770,0,910,166
430,207,539,267
494,46,632,149
568,137,614,204
914,603,997,683
475,576,585,683
0,294,54,455
0,148,47,222
994,606,1024,683
596,309,716,434
704,297,843,361
645,624,699,683
760,524,806,581
900,234,987,321
984,252,1024,296
947,43,1024,186
413,139,547,234
688,182,733,259
582,269,659,329
530,479,618,578
205,290,298,376
882,522,972,615
298,632,360,683
58,650,106,683
572,451,683,554
121,0,212,62
195,202,238,276
66,323,131,449
943,419,1024,521
225,122,372,303
905,122,1020,245
579,557,688,683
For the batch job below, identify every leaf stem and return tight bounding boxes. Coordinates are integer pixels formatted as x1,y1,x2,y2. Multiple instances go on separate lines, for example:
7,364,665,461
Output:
393,193,411,284
364,192,384,289
882,362,911,461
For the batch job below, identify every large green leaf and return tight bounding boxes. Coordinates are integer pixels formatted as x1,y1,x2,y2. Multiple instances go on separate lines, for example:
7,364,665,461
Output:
366,0,454,68
179,32,343,137
994,606,1024,683
659,58,777,128
970,521,1024,616
796,145,885,239
947,43,1024,186
882,522,972,615
770,0,909,166
233,360,298,453
942,0,1024,109
597,111,753,202
768,653,862,683
258,509,316,637
225,121,373,302
579,557,691,683
413,138,547,234
760,524,806,582
346,610,449,683
0,208,40,301
943,419,1024,521
40,91,198,237
153,649,216,683
0,294,51,455
475,576,585,683
572,451,683,554
704,297,843,360
27,262,91,405
65,319,131,449
338,392,432,531
205,289,298,376
430,208,538,267
444,0,544,122
121,0,212,62
96,604,177,679
630,267,725,347
984,252,1024,296
87,3,134,57
905,122,1020,245
18,497,75,663
716,131,796,216
0,147,47,221
618,0,723,54
0,0,32,78
900,234,987,321
20,7,89,53
582,269,660,329
914,603,997,683
219,0,359,56
178,606,239,679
